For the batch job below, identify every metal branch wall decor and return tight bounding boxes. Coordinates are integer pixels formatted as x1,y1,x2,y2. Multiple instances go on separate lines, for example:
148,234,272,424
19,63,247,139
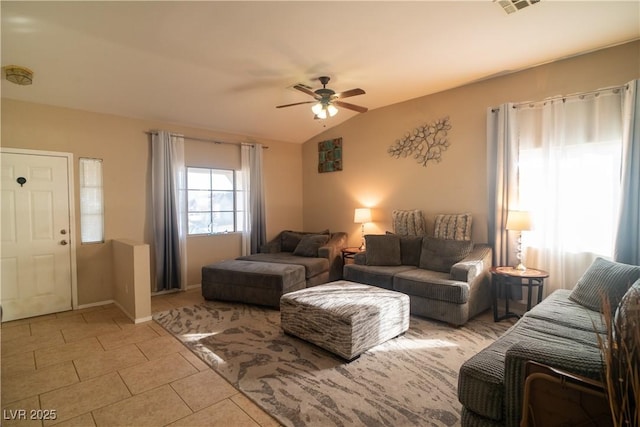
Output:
388,117,452,167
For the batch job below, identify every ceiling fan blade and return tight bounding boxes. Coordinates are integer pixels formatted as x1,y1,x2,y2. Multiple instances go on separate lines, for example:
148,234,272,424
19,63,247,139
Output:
334,100,368,113
293,84,319,98
336,88,365,99
276,101,316,109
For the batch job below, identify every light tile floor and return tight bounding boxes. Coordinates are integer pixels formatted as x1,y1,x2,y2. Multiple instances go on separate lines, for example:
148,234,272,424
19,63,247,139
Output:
1,289,281,427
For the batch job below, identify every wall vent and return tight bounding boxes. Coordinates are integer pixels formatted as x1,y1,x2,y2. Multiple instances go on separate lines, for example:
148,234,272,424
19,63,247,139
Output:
288,83,313,92
495,0,540,15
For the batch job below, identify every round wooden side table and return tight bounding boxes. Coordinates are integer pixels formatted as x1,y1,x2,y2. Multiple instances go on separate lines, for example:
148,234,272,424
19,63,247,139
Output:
490,266,549,322
341,247,364,264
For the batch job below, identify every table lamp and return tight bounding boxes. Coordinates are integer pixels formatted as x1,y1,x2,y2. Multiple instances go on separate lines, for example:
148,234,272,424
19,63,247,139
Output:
354,208,372,250
506,210,531,271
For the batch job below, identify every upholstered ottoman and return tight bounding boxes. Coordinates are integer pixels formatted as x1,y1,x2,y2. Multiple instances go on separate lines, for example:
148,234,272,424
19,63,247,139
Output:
280,280,410,360
202,260,306,308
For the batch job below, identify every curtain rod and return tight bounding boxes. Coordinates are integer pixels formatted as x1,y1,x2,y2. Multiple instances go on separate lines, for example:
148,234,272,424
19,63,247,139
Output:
491,83,628,113
145,131,268,149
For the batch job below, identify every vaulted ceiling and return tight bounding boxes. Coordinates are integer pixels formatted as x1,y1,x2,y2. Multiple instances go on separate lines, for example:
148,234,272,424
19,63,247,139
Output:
2,1,638,143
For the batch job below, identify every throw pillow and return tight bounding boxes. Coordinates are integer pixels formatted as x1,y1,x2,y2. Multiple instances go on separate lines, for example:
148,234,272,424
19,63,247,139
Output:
281,229,329,252
365,234,402,266
614,278,640,343
391,209,425,236
386,232,422,266
433,213,472,241
292,234,330,257
569,257,640,312
419,237,473,273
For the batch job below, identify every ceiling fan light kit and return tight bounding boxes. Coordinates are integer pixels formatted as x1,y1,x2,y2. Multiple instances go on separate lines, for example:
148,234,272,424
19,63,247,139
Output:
312,102,338,119
276,76,368,120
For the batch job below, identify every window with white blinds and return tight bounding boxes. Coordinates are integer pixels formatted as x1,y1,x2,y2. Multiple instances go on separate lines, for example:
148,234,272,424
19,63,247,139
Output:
79,158,104,243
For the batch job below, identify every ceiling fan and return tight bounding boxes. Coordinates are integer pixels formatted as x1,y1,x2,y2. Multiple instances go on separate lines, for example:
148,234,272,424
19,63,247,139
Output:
276,76,368,119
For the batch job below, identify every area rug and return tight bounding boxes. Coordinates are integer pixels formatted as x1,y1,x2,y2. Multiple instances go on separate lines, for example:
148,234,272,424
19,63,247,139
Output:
153,301,510,427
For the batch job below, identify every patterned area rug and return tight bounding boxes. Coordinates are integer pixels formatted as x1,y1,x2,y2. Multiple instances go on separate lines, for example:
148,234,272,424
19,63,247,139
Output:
153,301,510,427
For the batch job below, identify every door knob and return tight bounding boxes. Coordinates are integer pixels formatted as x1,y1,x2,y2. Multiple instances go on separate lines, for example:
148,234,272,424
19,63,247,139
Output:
60,240,68,246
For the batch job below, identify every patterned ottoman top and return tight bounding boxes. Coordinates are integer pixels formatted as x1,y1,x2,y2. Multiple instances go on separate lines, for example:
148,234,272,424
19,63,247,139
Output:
281,280,409,321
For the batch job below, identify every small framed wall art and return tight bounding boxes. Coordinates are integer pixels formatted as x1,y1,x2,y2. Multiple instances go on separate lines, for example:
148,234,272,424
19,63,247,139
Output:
318,137,343,173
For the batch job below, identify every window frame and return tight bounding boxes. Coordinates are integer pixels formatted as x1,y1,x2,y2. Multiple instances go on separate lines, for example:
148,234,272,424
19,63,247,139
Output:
186,166,244,236
78,157,105,244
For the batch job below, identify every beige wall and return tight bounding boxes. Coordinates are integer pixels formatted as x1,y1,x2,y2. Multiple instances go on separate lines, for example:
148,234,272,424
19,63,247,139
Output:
301,41,640,247
112,239,151,323
2,41,637,306
1,100,303,305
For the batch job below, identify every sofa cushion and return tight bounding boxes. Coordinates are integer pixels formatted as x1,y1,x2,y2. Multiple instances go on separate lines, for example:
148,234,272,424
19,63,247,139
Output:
236,253,329,279
343,264,416,290
569,257,640,312
419,237,473,273
365,234,402,266
293,234,329,257
524,289,607,334
393,269,469,304
433,213,472,241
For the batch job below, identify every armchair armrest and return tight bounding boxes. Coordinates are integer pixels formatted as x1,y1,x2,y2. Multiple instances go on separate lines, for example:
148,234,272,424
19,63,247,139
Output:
451,244,492,282
318,232,348,281
318,232,347,260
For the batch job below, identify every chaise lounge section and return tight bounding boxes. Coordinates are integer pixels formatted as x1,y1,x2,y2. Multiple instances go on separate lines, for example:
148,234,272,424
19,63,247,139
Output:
202,260,306,309
202,230,348,308
237,230,348,286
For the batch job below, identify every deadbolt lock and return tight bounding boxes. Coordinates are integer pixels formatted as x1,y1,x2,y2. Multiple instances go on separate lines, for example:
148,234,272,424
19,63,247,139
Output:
60,229,67,235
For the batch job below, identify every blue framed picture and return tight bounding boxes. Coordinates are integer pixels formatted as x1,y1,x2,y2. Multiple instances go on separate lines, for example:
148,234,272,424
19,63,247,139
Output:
318,137,342,173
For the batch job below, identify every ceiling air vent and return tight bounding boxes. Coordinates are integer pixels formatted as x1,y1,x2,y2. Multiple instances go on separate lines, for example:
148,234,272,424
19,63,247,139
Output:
288,83,313,92
494,0,540,15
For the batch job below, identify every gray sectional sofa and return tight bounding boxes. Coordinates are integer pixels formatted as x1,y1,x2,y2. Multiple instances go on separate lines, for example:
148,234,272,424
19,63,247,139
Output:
343,233,493,325
237,229,348,286
457,257,640,427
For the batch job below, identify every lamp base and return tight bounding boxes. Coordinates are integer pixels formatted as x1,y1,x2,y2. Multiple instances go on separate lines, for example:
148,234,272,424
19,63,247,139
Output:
514,263,527,271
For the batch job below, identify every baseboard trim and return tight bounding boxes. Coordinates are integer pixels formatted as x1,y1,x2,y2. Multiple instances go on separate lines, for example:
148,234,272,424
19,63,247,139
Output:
77,300,152,324
76,300,115,310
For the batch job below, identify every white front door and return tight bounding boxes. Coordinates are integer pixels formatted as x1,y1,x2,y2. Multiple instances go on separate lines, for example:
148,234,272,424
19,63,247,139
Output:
1,150,75,321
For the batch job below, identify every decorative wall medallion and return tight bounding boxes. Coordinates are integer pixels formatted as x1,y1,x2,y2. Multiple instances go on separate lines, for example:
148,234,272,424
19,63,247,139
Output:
318,137,343,173
388,117,451,167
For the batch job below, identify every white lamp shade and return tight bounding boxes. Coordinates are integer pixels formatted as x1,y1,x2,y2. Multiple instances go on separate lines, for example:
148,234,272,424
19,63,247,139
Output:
506,210,532,231
354,208,372,224
311,103,323,115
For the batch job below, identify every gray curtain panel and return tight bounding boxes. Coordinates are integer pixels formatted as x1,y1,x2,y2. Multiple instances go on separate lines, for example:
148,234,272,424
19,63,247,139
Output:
487,104,522,299
241,144,267,255
615,79,640,266
487,103,519,268
151,131,187,292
